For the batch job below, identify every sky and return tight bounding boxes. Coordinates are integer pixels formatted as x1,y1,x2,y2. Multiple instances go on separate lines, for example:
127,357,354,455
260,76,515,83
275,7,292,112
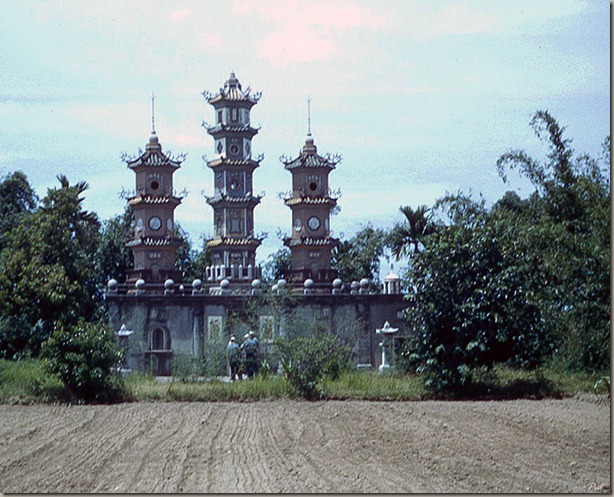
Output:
0,0,609,278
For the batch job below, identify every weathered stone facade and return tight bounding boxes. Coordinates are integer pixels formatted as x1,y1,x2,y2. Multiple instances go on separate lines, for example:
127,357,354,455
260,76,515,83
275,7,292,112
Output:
106,279,406,375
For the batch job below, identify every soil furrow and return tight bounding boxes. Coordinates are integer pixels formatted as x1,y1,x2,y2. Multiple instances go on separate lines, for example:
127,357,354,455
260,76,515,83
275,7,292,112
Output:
0,398,609,493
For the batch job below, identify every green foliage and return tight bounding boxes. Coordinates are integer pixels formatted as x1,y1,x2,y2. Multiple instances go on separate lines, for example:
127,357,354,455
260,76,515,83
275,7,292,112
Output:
262,246,291,284
203,332,229,377
387,205,435,259
0,359,63,403
593,375,610,396
171,354,205,382
496,110,610,373
0,175,102,356
0,171,38,250
402,203,549,391
0,315,40,360
41,321,125,403
274,333,352,399
321,370,426,400
174,224,212,282
124,373,295,402
1,359,601,404
402,111,609,393
95,206,133,285
332,224,388,286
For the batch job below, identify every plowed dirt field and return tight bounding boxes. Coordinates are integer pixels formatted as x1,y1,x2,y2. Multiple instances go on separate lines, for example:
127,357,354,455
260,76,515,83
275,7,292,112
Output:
0,396,609,493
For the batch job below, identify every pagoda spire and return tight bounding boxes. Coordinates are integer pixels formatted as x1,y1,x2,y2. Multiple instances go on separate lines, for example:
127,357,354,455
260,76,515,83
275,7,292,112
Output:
151,92,156,134
307,96,311,136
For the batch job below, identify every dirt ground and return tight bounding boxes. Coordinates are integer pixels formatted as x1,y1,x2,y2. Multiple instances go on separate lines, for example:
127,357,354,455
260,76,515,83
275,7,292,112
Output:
0,396,609,493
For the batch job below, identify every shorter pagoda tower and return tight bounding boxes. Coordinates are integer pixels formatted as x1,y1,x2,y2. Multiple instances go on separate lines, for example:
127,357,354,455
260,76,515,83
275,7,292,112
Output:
123,121,185,284
281,132,340,286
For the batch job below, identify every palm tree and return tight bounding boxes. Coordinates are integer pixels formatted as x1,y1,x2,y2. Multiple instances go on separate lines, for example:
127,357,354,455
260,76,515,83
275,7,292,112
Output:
388,205,434,260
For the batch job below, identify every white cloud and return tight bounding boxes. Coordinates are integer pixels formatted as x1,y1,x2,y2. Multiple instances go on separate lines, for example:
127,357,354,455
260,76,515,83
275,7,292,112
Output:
202,33,223,50
171,7,192,22
232,0,386,30
257,25,343,66
232,0,385,65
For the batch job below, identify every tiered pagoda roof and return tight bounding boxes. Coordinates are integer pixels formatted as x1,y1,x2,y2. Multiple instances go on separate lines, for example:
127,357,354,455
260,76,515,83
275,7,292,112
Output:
204,72,262,107
283,196,338,207
205,123,260,137
126,236,182,248
204,192,263,207
205,157,263,170
207,235,262,248
281,134,340,170
126,132,183,170
128,194,182,207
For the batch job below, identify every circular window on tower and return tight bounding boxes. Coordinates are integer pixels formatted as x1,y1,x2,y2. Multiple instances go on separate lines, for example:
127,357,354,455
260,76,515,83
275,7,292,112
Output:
308,181,318,192
294,218,302,231
149,216,162,231
167,218,173,231
150,180,160,191
229,144,240,156
308,216,321,231
228,176,241,191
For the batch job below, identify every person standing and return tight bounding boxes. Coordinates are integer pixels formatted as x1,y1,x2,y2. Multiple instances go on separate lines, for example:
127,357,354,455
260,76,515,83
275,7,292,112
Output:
241,332,257,379
226,336,240,381
248,330,260,376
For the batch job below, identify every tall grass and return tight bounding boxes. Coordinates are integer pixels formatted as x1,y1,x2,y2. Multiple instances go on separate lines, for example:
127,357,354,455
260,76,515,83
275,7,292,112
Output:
322,370,426,400
0,359,608,404
0,359,63,404
123,373,296,402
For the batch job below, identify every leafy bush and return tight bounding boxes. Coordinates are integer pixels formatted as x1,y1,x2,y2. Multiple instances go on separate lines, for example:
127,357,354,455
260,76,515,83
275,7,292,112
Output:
203,332,229,377
0,315,42,360
171,354,205,382
274,333,351,400
42,320,125,403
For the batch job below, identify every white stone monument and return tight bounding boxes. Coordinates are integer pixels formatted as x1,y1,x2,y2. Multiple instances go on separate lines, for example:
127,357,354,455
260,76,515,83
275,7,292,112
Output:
376,321,398,373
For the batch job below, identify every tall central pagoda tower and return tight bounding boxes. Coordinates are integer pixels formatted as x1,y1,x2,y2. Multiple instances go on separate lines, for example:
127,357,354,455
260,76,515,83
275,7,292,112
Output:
202,72,263,281
281,130,340,285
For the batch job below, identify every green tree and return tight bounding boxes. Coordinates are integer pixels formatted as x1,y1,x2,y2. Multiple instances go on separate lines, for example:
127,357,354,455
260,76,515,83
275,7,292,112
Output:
387,205,435,260
95,206,134,285
262,247,291,284
0,175,101,355
401,193,548,391
0,171,38,249
402,111,610,393
496,110,610,372
332,224,387,286
173,224,212,283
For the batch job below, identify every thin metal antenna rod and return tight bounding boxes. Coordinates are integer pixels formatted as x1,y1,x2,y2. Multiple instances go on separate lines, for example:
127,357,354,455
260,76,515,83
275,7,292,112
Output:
151,92,156,133
307,96,311,135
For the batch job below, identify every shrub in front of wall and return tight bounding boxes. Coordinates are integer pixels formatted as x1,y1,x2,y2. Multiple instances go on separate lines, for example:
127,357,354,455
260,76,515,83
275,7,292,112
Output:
42,320,125,403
